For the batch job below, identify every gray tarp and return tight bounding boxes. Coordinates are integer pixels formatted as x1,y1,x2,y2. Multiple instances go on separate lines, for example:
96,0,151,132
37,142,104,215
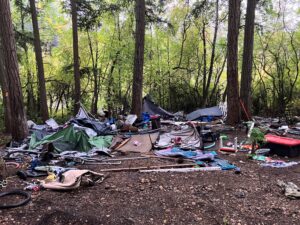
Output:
143,96,174,118
186,106,223,121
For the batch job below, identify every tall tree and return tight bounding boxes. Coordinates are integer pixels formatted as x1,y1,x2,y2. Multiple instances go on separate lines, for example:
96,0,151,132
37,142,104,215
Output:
0,0,28,140
240,0,258,120
0,33,11,133
131,0,146,117
14,0,38,120
71,0,81,114
203,0,220,107
29,0,49,122
226,0,241,125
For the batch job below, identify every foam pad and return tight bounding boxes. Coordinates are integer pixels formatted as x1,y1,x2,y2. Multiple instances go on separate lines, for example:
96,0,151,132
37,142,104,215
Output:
265,135,300,147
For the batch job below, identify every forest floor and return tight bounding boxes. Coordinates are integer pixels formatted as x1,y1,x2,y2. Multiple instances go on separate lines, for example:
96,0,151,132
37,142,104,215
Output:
1,132,300,225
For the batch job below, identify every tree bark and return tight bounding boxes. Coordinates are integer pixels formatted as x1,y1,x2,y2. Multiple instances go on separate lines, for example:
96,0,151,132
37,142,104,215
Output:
203,0,219,107
240,0,257,120
29,0,49,122
19,4,38,119
0,0,28,141
131,0,146,117
0,33,11,133
87,31,99,115
71,0,81,115
201,23,207,106
226,0,241,125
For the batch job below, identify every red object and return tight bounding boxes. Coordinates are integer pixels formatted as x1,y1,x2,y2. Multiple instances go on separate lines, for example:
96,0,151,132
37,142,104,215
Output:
174,137,182,145
219,147,237,153
239,98,251,121
265,135,300,147
32,186,40,192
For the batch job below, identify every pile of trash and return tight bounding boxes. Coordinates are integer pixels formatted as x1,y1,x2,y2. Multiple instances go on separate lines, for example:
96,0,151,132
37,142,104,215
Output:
1,102,300,209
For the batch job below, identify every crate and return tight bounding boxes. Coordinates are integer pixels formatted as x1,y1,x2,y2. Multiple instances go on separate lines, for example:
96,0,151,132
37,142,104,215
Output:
265,135,300,157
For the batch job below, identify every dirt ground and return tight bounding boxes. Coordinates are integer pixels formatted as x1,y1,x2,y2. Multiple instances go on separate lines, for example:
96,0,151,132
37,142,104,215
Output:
1,132,300,225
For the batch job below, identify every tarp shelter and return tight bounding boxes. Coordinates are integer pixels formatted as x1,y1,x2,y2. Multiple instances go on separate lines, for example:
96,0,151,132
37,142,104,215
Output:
70,105,111,135
115,132,159,153
186,106,223,121
30,125,113,153
143,95,174,118
156,125,202,149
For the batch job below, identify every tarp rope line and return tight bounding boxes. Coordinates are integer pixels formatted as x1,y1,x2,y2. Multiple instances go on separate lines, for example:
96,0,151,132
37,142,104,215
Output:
0,190,31,209
239,98,251,121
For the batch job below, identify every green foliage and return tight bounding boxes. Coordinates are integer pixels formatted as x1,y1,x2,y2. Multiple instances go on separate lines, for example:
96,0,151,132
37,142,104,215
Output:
0,0,298,128
286,98,300,116
250,128,265,144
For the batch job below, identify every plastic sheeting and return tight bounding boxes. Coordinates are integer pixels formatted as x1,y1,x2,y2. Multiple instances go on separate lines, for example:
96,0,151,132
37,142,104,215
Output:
70,106,111,135
278,180,300,199
116,133,159,153
41,169,104,190
156,125,202,149
70,118,111,135
143,95,174,118
30,125,91,152
89,136,113,149
155,147,215,161
30,125,113,153
186,106,223,121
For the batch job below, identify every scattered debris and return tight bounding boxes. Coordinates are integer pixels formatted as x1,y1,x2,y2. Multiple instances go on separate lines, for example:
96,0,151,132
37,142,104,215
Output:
140,167,221,173
0,190,31,209
99,163,196,172
278,180,300,199
41,169,104,190
2,105,300,225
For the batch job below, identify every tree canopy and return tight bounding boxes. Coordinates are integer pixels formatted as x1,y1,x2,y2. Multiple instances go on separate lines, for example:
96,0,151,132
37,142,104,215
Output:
0,0,300,131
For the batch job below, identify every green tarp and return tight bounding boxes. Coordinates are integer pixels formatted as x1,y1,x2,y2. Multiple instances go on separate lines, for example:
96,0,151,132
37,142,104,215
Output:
30,125,113,153
88,136,112,149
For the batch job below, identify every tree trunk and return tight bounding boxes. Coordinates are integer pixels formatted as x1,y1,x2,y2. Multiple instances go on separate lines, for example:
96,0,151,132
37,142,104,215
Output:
87,31,99,115
71,0,81,115
131,0,146,117
226,0,241,125
20,6,38,119
201,23,207,107
203,0,219,107
0,0,28,141
29,0,49,122
0,33,11,133
240,0,257,120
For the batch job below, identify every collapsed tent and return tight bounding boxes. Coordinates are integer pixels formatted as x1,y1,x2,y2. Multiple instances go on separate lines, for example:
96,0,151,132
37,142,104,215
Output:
186,106,223,121
30,125,113,153
114,132,159,153
156,125,202,149
143,95,174,118
70,105,111,135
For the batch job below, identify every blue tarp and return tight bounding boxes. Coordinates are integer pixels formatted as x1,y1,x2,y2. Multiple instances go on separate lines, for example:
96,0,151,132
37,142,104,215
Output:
186,106,223,121
154,147,215,161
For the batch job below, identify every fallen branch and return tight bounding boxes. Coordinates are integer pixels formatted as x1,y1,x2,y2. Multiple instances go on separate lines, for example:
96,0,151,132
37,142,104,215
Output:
99,163,196,172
